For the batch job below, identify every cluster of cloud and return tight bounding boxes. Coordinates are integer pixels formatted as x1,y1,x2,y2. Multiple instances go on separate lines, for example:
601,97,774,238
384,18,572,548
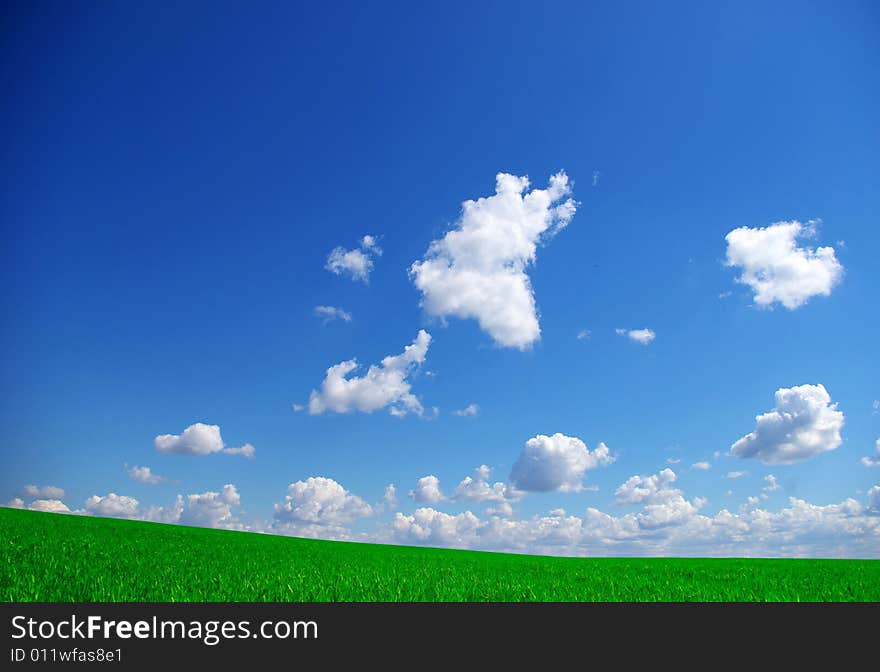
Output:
387,474,880,558
409,171,577,350
615,328,656,345
304,330,431,417
325,235,382,283
314,305,352,324
730,384,844,464
6,465,879,557
409,465,523,517
724,220,843,309
155,422,255,459
4,484,243,531
509,433,614,493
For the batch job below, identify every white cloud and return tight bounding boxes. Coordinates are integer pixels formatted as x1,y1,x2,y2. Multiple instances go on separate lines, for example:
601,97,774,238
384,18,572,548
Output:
615,468,680,505
725,471,748,479
691,462,711,471
452,403,479,417
85,493,140,518
666,457,681,465
5,497,71,514
22,484,65,499
509,434,614,493
763,474,781,493
382,484,398,511
180,484,242,529
730,384,844,465
409,475,445,504
274,477,372,528
862,439,880,467
390,508,482,549
28,499,71,513
314,305,353,324
307,330,431,416
872,400,879,415
325,235,382,283
724,220,843,309
126,465,165,484
155,422,254,458
222,443,255,459
452,465,521,516
409,171,577,350
615,328,656,345
576,329,591,340
143,496,184,525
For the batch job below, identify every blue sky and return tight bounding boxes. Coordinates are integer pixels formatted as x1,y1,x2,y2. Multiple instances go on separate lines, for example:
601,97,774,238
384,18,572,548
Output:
2,1,878,556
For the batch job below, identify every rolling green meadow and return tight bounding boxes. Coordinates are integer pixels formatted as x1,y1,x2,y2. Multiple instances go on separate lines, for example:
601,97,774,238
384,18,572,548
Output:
2,507,878,602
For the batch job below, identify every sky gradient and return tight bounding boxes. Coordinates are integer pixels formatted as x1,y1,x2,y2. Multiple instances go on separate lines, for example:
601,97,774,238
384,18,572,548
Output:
2,1,879,557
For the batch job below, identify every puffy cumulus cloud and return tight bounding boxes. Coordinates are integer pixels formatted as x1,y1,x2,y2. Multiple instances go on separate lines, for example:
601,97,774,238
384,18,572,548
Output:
383,485,880,558
452,403,479,417
724,220,843,309
23,499,71,513
691,462,711,471
273,477,372,527
510,434,614,493
730,384,844,465
143,496,184,525
22,484,65,499
615,328,656,345
862,440,880,467
409,475,445,504
85,493,140,518
4,498,25,509
155,422,254,458
307,330,431,416
615,468,680,505
452,465,521,516
390,508,482,549
325,235,382,283
314,305,353,324
180,485,242,529
126,465,165,484
409,171,577,350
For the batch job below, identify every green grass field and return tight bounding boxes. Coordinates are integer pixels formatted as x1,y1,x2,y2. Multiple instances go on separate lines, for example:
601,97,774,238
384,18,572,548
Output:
2,507,878,601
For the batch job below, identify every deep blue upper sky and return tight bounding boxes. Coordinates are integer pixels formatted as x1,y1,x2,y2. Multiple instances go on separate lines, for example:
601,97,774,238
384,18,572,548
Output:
1,1,878,555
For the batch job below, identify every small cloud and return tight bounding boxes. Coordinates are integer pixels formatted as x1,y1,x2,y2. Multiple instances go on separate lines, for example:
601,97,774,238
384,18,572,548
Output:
576,329,591,341
724,471,748,479
325,235,382,283
314,305,353,324
592,170,600,187
155,422,254,458
762,474,781,496
452,403,479,417
222,443,255,459
872,400,879,416
126,465,166,484
666,457,681,465
616,328,656,345
690,461,711,471
861,439,880,467
718,291,733,299
713,451,722,460
292,404,305,412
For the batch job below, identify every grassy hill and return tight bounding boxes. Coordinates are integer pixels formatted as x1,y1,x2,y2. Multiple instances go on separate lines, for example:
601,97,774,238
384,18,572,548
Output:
2,507,878,601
